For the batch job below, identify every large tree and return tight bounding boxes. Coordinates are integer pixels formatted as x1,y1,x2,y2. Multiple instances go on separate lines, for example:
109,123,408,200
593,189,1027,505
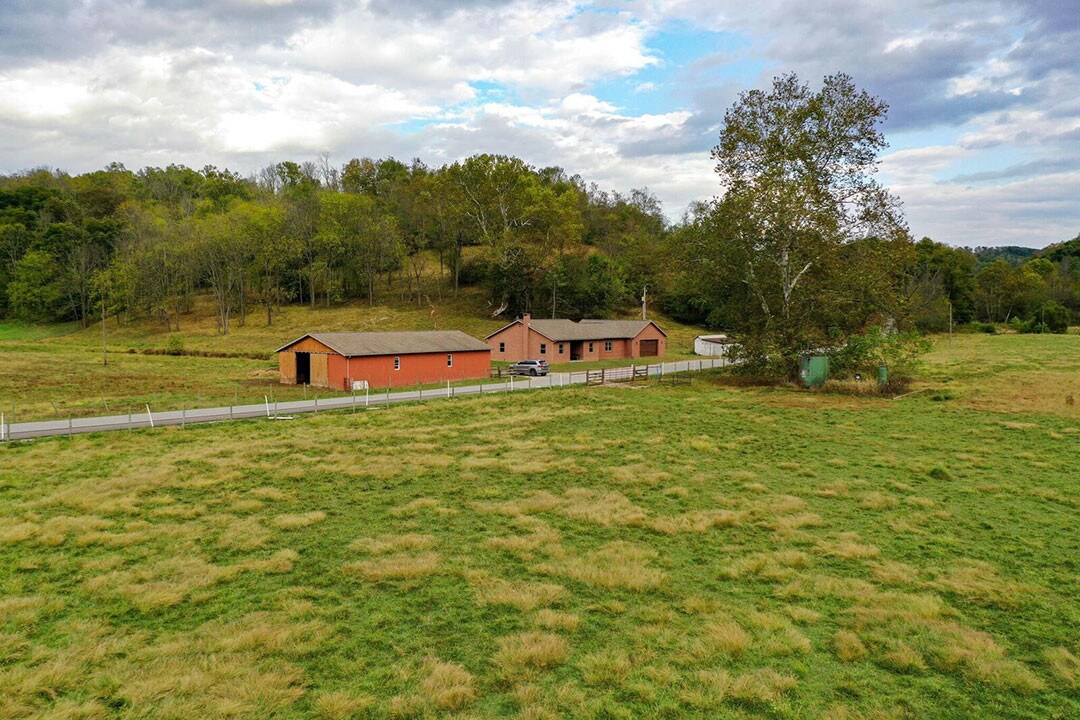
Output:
709,72,908,374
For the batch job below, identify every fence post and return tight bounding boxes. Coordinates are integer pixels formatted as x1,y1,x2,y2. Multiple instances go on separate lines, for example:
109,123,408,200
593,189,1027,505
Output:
448,380,451,398
1,412,5,442
128,412,132,431
181,408,186,428
146,404,154,429
68,417,73,438
265,395,271,418
366,386,369,407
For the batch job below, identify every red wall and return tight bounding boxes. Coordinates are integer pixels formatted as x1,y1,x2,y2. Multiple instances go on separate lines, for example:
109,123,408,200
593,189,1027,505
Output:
488,323,666,362
327,350,491,390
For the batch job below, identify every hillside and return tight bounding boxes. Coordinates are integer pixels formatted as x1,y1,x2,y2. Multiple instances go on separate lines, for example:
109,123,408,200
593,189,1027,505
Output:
1,334,1078,718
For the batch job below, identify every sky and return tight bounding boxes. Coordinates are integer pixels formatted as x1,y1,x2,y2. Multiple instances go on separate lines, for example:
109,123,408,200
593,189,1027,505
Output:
0,0,1078,248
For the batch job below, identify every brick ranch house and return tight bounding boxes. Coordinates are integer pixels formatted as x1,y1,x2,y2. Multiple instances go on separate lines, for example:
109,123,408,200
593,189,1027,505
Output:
486,314,667,363
276,330,491,390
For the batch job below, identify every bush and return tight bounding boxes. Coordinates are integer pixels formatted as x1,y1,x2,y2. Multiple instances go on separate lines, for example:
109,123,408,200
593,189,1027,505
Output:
1021,302,1070,334
457,256,490,286
969,322,997,334
165,335,185,355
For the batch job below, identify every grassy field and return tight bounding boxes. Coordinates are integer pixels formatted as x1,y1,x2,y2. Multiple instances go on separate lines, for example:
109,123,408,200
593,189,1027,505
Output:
0,293,706,421
1,334,1078,718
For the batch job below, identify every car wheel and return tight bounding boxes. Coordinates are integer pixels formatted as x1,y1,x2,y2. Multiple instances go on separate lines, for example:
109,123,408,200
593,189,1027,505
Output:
530,369,537,376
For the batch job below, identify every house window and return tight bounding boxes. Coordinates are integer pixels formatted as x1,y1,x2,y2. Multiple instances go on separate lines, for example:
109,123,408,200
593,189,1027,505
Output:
394,356,400,370
558,344,564,354
540,343,547,355
499,342,505,353
447,353,453,367
588,342,594,353
604,341,613,352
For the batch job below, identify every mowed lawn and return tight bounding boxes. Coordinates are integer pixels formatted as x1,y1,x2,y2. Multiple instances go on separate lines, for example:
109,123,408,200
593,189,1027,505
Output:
1,338,1079,718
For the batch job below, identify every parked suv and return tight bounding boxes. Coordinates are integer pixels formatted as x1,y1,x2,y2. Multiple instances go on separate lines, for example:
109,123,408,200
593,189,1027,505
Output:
508,359,549,376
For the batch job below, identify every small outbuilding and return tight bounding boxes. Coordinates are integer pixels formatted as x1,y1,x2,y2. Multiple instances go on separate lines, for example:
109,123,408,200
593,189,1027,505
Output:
486,314,667,363
694,334,732,357
276,330,491,390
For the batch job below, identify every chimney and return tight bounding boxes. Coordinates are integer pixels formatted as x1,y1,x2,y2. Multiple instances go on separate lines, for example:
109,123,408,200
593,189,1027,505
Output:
521,313,531,359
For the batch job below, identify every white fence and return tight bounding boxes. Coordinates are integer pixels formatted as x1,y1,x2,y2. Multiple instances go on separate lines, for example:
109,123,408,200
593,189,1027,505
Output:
1,357,731,441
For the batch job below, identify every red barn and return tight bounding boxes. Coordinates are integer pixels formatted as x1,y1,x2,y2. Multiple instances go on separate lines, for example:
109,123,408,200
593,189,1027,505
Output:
486,314,667,362
276,331,491,390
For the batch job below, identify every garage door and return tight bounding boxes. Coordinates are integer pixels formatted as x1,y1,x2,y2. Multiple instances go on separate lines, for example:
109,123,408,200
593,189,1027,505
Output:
639,339,659,357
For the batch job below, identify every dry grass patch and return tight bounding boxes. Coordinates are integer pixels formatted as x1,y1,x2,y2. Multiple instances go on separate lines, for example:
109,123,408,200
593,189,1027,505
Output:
0,596,63,626
777,574,876,600
1043,647,1079,689
559,489,648,527
532,541,665,591
271,511,326,530
651,509,743,534
342,552,440,582
848,590,1045,691
313,691,375,719
929,560,1035,608
686,618,751,659
241,549,299,574
389,497,455,517
82,556,243,611
870,561,920,585
860,492,900,510
406,657,479,711
532,609,580,632
719,550,811,580
817,533,880,559
609,463,673,486
349,534,435,554
471,575,567,611
749,611,812,656
214,516,272,550
494,632,569,679
769,512,825,536
577,649,632,687
835,630,869,661
682,667,797,708
484,519,561,561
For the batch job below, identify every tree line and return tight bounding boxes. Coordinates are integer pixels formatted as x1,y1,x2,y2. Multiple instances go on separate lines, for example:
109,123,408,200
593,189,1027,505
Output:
0,157,667,333
1,73,1077,365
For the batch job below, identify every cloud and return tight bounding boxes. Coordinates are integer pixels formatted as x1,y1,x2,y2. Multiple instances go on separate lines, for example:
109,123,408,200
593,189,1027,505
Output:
0,0,1076,245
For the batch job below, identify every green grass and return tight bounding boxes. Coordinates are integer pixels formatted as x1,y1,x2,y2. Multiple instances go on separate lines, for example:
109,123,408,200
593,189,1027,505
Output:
0,292,707,421
1,337,1078,718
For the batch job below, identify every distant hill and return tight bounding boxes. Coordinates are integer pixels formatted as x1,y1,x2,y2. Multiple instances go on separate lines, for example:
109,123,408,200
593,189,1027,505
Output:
968,245,1039,268
1038,234,1080,263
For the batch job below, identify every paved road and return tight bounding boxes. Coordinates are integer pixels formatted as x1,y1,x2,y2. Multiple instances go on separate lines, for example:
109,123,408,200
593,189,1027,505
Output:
1,358,729,442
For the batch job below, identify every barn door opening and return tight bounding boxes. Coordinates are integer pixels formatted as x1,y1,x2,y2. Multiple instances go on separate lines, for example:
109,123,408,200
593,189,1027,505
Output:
640,339,659,357
570,341,583,361
296,352,311,385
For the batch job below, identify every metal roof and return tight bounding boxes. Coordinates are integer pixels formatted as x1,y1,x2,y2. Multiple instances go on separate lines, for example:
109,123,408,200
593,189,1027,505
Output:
486,318,666,341
276,330,490,357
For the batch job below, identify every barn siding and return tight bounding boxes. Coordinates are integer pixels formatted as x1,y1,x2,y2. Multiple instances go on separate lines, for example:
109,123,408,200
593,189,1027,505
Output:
279,351,297,384
282,337,337,354
341,350,490,389
310,353,329,387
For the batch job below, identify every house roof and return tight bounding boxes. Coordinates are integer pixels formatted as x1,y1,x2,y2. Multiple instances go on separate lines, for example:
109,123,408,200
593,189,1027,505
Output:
485,318,666,341
276,330,490,357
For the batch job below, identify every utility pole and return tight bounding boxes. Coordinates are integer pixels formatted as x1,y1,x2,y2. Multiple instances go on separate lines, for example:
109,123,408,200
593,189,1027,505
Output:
641,285,648,320
552,274,557,319
101,294,108,366
948,300,952,345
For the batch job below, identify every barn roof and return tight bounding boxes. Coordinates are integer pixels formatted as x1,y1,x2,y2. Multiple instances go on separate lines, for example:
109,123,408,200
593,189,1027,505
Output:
486,319,666,341
276,330,490,357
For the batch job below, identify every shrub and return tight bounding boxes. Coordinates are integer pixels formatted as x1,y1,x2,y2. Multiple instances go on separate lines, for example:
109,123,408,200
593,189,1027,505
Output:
165,335,185,356
1021,302,1070,334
